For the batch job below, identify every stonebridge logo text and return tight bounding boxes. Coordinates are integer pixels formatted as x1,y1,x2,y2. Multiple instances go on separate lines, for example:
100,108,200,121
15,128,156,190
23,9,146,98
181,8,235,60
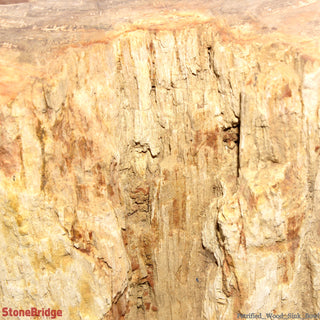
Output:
2,307,62,319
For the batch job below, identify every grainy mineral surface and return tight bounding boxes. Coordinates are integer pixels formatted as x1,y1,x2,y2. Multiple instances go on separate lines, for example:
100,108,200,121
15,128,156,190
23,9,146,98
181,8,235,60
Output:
1,1,320,319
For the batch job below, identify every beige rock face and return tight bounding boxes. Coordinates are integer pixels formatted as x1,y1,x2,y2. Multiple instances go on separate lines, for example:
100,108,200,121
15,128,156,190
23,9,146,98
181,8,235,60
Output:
1,1,320,319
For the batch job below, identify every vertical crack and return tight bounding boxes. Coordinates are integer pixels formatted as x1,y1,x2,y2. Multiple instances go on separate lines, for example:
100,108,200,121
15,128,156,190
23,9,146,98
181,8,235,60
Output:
237,93,243,178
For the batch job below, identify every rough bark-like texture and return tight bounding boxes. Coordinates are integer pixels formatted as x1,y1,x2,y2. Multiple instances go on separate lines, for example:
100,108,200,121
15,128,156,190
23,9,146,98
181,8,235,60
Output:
1,1,320,319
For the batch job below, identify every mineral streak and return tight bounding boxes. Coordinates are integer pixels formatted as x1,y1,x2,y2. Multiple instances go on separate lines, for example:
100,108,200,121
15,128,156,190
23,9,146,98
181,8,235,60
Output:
0,1,320,320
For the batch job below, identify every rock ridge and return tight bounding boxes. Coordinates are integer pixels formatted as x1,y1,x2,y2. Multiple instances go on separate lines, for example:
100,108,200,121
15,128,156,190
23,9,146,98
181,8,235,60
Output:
1,2,320,320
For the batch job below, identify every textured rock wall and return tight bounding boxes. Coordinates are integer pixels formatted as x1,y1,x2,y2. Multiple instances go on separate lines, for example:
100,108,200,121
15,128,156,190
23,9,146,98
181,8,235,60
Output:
1,8,320,320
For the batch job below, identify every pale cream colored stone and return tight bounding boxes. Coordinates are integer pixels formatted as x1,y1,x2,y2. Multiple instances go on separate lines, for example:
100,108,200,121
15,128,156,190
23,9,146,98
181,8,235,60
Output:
1,1,320,319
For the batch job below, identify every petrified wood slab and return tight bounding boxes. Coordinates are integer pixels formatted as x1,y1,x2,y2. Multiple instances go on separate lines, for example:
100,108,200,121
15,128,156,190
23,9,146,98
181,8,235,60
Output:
0,1,320,319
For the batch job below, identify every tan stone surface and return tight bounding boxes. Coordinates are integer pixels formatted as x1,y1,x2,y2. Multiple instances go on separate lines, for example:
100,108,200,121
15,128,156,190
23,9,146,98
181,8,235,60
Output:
1,1,320,319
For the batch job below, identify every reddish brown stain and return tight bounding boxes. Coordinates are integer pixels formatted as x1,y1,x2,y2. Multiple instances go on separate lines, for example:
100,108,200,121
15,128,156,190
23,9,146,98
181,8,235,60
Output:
0,146,17,176
214,22,259,45
240,184,258,211
301,54,316,63
225,253,234,269
280,84,292,99
77,137,93,158
289,237,300,264
70,224,95,256
94,163,106,186
278,256,289,283
146,267,155,288
248,192,258,210
172,198,180,227
76,184,89,203
131,256,139,271
287,216,302,241
79,247,91,254
287,215,303,264
163,169,170,181
205,129,219,148
107,184,114,197
52,115,80,172
246,76,253,86
170,186,187,230
239,225,246,249
59,162,67,177
0,134,21,177
192,127,221,159
133,186,150,195
121,228,134,247
94,166,107,198
280,165,295,195
70,226,82,242
144,302,151,311
108,292,127,320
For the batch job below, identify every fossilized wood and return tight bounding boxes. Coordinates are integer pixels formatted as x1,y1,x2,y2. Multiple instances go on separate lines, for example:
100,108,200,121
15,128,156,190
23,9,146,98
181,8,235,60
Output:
1,1,320,320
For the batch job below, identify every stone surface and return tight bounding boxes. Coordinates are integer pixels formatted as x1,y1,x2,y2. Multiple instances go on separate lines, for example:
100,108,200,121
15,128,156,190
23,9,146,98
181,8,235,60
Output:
1,1,320,319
